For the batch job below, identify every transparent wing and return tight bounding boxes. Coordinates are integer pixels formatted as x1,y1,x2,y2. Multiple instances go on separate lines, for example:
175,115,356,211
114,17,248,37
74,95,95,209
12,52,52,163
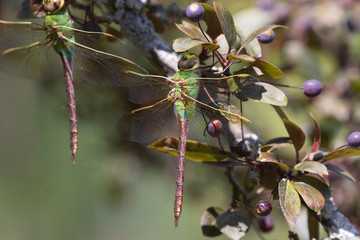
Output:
0,20,62,81
121,98,178,144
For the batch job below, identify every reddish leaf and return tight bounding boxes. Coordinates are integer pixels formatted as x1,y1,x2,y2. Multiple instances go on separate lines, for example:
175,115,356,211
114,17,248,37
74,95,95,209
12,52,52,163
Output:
292,181,325,212
323,147,360,162
175,20,209,41
278,178,301,230
294,162,328,176
309,112,321,155
298,175,331,199
325,163,356,182
148,136,228,162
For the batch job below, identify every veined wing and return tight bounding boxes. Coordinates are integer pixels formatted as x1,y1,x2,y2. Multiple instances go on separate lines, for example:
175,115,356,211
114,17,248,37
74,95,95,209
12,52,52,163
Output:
56,26,174,88
0,20,62,81
121,98,178,144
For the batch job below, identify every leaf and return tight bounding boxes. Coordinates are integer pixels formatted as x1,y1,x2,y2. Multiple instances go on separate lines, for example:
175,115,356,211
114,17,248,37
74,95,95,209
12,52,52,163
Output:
216,209,251,240
294,162,328,176
258,152,290,169
310,112,321,155
175,20,209,42
308,208,319,239
325,163,356,182
278,178,301,230
323,147,360,162
201,207,223,237
148,137,228,162
213,1,237,49
292,181,325,212
199,3,222,40
272,105,288,120
237,27,262,59
228,53,255,62
172,37,219,52
283,119,306,152
239,25,288,52
238,82,288,106
251,59,283,79
298,175,331,199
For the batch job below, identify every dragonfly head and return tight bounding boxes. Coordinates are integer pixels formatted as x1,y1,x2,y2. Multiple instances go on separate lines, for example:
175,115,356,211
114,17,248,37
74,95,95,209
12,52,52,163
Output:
42,0,65,14
178,53,200,71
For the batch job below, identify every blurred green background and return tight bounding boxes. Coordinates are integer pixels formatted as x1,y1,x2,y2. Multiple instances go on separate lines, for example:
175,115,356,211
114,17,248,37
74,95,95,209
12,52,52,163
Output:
0,0,359,239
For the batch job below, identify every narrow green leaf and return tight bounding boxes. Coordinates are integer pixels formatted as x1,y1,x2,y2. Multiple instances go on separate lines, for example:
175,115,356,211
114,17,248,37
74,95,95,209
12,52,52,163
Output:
216,209,251,240
292,181,325,212
325,163,356,182
278,178,301,230
237,27,261,58
173,37,219,52
228,53,255,62
261,142,291,152
283,119,306,151
251,59,283,79
213,1,237,49
238,82,288,106
147,136,228,162
201,207,223,237
258,152,290,169
175,20,209,42
294,162,328,176
323,147,360,162
199,3,222,40
308,208,319,239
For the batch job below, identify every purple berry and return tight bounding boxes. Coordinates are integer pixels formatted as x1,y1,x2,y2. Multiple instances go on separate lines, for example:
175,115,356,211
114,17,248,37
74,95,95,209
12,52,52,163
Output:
207,120,223,137
257,30,275,44
256,0,274,10
347,131,360,148
255,200,272,216
303,79,322,97
186,2,205,22
257,216,275,232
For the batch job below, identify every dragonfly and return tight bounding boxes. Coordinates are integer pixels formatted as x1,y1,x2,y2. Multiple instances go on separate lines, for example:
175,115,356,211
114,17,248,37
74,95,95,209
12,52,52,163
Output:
113,52,251,226
0,0,143,164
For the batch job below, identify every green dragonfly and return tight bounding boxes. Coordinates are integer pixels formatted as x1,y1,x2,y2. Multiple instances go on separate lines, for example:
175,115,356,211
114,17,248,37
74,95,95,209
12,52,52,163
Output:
112,52,250,226
0,0,144,164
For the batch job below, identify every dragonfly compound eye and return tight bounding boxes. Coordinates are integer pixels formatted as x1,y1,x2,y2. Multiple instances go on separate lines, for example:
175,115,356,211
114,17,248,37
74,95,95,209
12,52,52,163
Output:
177,53,200,71
43,0,65,13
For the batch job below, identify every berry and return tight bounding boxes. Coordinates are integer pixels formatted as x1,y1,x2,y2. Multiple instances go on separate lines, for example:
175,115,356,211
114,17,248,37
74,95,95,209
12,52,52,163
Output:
257,216,275,232
303,79,322,97
257,30,275,44
255,200,272,216
207,119,223,137
186,2,205,22
347,131,360,148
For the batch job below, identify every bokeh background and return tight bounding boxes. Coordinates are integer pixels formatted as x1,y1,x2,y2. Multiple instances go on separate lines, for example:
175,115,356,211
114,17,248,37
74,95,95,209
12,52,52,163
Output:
0,0,359,239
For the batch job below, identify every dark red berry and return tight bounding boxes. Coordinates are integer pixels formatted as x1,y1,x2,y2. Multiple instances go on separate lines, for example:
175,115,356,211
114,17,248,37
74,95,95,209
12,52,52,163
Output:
257,216,275,232
186,2,205,22
207,120,223,137
347,131,360,148
257,30,275,44
255,200,272,216
303,79,322,97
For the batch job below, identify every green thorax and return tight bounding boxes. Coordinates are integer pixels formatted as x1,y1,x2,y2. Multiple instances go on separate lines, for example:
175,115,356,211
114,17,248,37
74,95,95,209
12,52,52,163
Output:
44,11,74,59
171,70,199,121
